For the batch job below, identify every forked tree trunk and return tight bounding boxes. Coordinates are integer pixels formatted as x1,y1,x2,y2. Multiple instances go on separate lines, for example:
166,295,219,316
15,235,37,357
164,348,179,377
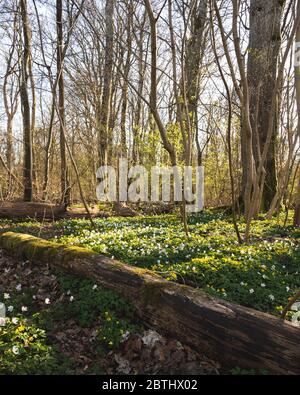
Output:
0,231,299,375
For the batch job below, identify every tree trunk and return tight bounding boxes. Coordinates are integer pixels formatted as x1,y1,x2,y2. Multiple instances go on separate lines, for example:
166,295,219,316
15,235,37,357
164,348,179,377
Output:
2,9,18,197
0,231,299,375
247,0,284,211
132,12,147,165
6,115,13,168
98,0,116,166
294,1,300,227
20,0,33,202
294,182,300,226
57,0,70,206
185,0,208,132
120,2,133,157
144,0,177,166
42,99,56,201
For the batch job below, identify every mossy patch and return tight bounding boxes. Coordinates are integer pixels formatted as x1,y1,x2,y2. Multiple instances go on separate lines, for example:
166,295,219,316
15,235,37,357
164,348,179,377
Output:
0,232,96,265
140,280,164,306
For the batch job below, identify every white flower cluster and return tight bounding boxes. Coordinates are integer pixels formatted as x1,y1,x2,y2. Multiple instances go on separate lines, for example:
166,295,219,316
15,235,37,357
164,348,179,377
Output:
291,302,300,327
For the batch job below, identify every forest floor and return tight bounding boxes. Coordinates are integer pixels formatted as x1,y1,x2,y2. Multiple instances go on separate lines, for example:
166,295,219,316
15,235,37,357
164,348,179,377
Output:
1,211,300,317
0,210,299,374
0,249,222,375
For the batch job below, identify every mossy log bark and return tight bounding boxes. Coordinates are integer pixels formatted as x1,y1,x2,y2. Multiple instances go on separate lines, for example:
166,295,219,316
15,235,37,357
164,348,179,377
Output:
0,231,299,374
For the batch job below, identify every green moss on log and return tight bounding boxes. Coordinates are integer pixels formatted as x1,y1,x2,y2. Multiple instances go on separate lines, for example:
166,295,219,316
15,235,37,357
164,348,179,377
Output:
0,232,160,281
0,232,96,262
1,233,300,374
140,281,165,306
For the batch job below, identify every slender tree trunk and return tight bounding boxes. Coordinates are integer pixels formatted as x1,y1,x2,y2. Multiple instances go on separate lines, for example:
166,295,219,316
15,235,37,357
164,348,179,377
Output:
294,178,300,227
42,99,56,201
144,0,176,166
29,50,37,195
120,2,133,157
98,0,116,166
294,1,300,226
3,77,17,196
2,11,18,197
6,117,13,177
20,0,33,202
169,0,189,234
3,78,15,195
132,13,147,164
210,7,242,243
57,0,70,205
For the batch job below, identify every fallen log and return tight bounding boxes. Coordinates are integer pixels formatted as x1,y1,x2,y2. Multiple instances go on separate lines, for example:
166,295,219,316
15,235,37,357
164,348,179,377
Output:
114,202,141,217
0,202,66,220
0,202,110,220
64,207,109,219
141,203,174,215
0,231,299,375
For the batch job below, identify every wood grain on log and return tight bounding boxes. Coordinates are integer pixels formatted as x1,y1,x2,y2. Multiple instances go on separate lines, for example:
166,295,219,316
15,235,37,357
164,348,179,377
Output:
0,231,299,374
0,202,66,219
0,203,110,220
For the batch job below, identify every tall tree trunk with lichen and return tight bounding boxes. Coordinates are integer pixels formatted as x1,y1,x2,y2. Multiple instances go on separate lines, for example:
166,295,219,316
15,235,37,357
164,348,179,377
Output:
185,0,208,134
247,0,284,211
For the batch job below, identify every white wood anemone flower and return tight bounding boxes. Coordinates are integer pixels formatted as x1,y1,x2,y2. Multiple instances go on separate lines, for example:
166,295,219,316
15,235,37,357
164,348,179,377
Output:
291,302,300,327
